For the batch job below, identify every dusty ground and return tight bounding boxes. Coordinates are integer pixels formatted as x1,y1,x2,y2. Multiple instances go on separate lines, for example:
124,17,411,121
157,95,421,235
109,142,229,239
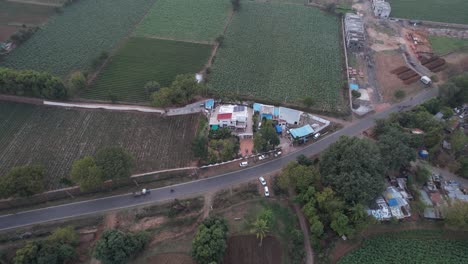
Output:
374,52,421,102
146,253,194,264
441,52,468,80
223,235,282,264
240,138,254,156
367,27,403,52
0,25,18,42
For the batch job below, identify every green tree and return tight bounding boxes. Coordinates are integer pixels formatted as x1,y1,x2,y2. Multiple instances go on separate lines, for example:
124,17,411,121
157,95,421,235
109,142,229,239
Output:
144,81,160,95
277,162,320,193
253,132,267,153
377,127,416,171
193,135,208,159
458,157,468,178
254,120,279,152
251,218,269,246
151,74,204,107
330,212,351,237
231,0,240,11
444,201,468,230
449,130,467,156
320,136,385,204
191,217,228,264
14,241,75,264
0,165,45,198
93,230,149,264
352,90,362,99
310,219,324,238
71,156,104,192
394,90,406,100
151,87,172,107
48,226,79,246
296,154,313,166
302,96,314,108
67,71,86,96
95,146,135,180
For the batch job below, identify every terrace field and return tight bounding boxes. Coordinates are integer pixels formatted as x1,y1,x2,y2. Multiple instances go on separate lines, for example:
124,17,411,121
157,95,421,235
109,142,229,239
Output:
134,0,231,43
208,2,345,112
389,0,468,24
82,38,212,102
0,101,201,190
338,230,468,264
0,0,155,77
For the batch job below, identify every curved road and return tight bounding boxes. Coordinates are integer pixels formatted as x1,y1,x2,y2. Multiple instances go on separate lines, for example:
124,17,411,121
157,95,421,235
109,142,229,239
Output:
0,88,438,231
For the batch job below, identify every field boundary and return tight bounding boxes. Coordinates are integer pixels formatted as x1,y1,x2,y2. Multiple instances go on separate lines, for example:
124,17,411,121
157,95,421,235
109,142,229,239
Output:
6,0,62,7
44,101,165,113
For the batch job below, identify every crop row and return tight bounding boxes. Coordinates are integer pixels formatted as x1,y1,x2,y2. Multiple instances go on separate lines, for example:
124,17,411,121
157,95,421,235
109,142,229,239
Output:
0,101,201,190
389,0,468,24
338,230,468,264
134,0,231,43
1,0,155,77
82,38,212,102
208,2,345,113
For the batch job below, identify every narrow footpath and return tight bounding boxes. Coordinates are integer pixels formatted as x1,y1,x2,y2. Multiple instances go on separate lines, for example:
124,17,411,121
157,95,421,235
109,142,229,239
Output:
290,188,314,264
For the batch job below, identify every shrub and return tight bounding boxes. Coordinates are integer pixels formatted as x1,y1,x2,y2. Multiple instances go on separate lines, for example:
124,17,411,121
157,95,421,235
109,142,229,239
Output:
394,89,406,99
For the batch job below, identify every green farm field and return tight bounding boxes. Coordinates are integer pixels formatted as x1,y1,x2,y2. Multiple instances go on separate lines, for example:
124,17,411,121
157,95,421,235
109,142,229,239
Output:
208,2,345,112
82,38,211,102
0,101,201,190
135,0,231,43
338,230,468,264
0,1,54,25
0,0,155,77
429,36,468,55
389,0,468,24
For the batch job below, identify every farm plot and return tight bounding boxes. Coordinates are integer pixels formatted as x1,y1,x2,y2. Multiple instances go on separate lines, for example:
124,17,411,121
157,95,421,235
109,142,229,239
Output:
134,0,231,43
0,0,155,77
429,36,468,55
338,230,468,264
223,235,282,264
208,2,345,112
0,101,201,190
0,1,54,25
388,0,468,25
82,38,211,102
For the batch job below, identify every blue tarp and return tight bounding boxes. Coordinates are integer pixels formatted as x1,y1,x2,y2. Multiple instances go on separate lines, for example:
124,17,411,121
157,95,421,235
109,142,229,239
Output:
388,198,398,207
290,125,314,139
275,125,282,133
349,83,359,90
261,113,273,120
205,99,214,109
253,103,262,112
419,150,429,158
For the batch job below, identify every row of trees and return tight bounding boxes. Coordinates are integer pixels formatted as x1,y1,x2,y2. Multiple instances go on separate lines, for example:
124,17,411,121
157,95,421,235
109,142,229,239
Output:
0,146,135,199
191,217,228,264
14,226,79,264
151,74,206,107
0,67,67,99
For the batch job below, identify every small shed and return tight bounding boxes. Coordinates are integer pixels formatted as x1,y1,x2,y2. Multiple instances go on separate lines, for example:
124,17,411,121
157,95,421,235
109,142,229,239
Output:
290,125,314,139
349,83,359,90
253,103,262,112
205,99,214,110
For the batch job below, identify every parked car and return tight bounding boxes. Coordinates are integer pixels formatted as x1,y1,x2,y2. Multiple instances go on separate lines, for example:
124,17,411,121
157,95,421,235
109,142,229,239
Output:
259,176,267,186
133,188,151,197
240,161,248,167
313,133,321,139
264,186,270,197
258,155,266,160
274,151,282,157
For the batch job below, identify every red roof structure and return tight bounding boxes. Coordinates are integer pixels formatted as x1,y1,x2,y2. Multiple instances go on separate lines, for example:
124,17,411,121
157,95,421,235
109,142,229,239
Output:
217,113,232,120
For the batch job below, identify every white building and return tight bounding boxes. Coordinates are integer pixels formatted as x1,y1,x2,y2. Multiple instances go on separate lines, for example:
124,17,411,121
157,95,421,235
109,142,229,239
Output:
372,0,391,18
209,105,248,130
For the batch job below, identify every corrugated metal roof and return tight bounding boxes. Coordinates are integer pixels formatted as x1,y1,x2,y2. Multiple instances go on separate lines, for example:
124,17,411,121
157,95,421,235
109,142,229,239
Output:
290,125,314,138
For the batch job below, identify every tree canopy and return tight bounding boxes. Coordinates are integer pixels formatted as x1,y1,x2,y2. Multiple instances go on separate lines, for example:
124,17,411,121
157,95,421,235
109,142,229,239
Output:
0,67,67,99
0,165,45,198
71,156,104,192
254,120,279,152
191,217,228,264
95,146,135,180
93,229,149,264
444,201,468,231
320,136,385,204
377,127,416,171
151,74,205,107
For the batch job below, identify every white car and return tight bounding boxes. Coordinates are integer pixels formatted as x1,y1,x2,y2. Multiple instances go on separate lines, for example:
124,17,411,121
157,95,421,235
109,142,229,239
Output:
313,133,321,139
259,176,267,186
258,155,266,160
264,186,270,197
274,151,282,157
239,161,248,167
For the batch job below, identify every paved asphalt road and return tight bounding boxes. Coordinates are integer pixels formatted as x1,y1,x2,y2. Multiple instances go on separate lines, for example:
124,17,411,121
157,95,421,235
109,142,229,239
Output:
0,88,438,231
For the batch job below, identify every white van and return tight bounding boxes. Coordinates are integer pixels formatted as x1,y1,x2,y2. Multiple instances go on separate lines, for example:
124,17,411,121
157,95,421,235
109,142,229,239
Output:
420,76,431,85
239,161,248,167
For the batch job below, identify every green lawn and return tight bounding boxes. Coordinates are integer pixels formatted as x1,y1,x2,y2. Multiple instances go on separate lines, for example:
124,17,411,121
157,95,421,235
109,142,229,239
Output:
389,0,468,24
208,2,345,112
429,36,468,55
134,0,231,43
82,38,211,102
338,230,468,264
1,0,155,77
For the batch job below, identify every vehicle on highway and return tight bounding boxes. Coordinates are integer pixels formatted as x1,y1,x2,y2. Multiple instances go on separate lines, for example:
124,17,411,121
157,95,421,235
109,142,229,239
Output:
240,161,249,167
133,188,150,197
313,133,321,139
259,176,267,186
274,151,282,157
264,186,270,197
258,154,266,160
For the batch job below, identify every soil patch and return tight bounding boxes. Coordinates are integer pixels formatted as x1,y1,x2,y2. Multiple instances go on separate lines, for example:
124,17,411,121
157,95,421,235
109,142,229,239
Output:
130,216,166,232
367,27,403,52
223,235,282,264
146,253,195,264
374,52,421,102
240,138,254,156
0,25,18,42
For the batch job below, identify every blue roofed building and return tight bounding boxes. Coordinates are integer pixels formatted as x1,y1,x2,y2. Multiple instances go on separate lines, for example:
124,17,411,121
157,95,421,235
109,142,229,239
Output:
205,99,214,110
289,125,314,139
349,83,359,90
